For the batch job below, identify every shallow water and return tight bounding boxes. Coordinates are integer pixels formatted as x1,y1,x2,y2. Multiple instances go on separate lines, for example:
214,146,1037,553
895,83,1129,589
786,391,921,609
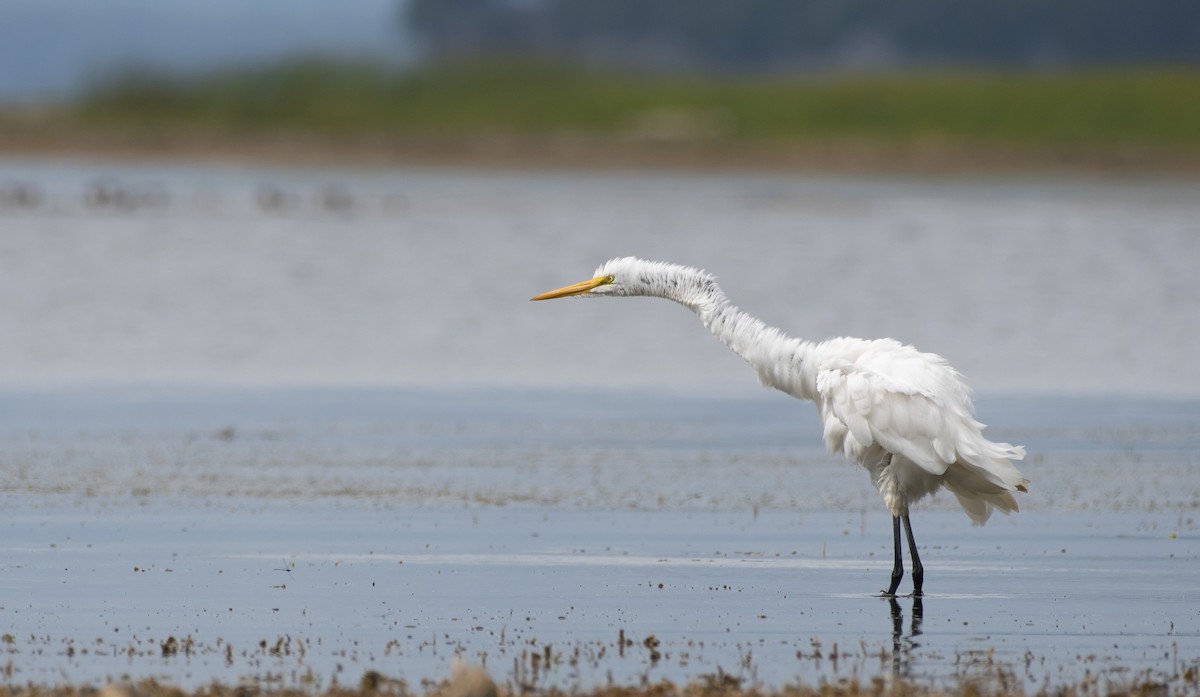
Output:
1,388,1197,692
1,159,1198,691
0,158,1197,396
3,501,1196,692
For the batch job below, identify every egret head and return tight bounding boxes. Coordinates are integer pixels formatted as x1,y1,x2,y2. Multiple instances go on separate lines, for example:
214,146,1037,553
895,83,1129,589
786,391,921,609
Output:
531,257,715,302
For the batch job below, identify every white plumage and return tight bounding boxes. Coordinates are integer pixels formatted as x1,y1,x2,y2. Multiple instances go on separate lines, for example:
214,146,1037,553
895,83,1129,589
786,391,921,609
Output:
532,256,1028,596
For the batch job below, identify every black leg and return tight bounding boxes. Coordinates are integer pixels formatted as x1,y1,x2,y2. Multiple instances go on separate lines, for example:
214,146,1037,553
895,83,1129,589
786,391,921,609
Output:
902,513,924,596
883,515,903,596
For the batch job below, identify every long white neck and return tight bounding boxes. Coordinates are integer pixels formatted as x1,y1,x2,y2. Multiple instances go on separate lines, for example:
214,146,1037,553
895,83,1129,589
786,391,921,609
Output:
642,265,819,401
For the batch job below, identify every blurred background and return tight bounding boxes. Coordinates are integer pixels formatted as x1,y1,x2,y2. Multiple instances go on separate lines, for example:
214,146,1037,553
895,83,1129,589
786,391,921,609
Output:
0,0,1198,398
3,0,1200,100
4,0,1200,159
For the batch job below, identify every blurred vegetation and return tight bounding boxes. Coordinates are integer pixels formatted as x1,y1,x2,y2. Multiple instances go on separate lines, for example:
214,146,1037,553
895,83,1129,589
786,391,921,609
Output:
408,0,1200,71
66,60,1200,149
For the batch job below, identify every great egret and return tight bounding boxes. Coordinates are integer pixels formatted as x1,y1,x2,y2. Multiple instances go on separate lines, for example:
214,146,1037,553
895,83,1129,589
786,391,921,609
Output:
532,256,1027,596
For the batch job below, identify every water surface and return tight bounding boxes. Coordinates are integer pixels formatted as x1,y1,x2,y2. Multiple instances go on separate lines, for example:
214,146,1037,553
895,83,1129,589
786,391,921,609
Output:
0,388,1196,692
1,158,1196,396
0,159,1197,692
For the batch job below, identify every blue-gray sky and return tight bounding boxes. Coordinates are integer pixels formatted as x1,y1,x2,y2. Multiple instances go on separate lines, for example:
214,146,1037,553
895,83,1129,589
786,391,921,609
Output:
0,0,415,102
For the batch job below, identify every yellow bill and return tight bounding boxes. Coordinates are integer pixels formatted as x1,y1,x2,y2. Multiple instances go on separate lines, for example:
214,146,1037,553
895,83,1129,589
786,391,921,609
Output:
530,275,613,301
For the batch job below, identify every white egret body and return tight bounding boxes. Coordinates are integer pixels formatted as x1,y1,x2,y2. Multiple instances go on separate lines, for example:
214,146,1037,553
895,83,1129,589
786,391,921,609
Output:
532,257,1028,596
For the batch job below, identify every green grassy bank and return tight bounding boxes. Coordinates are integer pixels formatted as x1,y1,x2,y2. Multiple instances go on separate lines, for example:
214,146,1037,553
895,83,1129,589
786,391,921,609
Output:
6,61,1200,169
69,61,1200,144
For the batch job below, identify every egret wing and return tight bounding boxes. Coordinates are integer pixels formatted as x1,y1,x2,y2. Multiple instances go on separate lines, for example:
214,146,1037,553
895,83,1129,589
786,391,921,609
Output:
816,352,974,476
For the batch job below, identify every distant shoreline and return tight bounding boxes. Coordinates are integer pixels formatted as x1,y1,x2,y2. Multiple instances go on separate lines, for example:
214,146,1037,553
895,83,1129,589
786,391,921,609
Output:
4,131,1199,175
6,63,1198,175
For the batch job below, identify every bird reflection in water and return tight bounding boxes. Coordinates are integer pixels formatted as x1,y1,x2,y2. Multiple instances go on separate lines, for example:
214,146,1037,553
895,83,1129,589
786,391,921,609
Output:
888,596,924,678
